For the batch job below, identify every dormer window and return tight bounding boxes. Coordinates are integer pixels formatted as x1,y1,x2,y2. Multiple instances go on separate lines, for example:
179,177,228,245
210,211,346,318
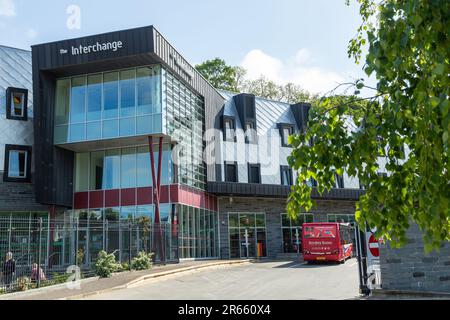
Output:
244,122,257,144
278,124,294,147
6,87,28,121
223,117,235,142
334,172,345,188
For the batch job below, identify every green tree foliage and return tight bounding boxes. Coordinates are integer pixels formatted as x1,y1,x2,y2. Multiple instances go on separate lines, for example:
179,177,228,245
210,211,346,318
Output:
195,58,243,91
288,0,449,251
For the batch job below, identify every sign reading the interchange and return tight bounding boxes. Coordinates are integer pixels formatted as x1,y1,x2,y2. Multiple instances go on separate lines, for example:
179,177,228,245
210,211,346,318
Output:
60,41,124,56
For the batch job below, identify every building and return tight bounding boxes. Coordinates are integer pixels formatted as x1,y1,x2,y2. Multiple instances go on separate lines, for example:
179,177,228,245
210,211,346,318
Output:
29,25,364,265
0,45,49,217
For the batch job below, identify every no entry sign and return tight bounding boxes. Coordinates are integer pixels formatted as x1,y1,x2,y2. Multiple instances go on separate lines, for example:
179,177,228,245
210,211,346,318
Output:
368,234,380,257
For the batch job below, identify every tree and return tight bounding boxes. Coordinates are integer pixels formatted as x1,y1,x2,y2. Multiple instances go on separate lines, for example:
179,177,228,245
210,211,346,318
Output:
287,0,449,251
195,58,243,91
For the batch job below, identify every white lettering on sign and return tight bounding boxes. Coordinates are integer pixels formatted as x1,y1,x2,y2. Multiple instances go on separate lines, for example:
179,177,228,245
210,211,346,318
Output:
169,53,194,82
61,41,124,56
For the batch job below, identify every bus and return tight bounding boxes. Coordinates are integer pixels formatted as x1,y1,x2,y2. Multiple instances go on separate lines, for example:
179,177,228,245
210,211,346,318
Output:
302,222,353,263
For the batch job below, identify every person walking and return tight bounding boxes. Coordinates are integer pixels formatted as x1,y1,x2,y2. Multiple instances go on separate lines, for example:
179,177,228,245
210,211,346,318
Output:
2,252,16,291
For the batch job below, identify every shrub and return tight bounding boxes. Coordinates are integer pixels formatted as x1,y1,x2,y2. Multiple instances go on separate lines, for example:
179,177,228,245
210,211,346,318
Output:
121,262,130,271
17,276,32,291
94,250,121,278
131,251,154,271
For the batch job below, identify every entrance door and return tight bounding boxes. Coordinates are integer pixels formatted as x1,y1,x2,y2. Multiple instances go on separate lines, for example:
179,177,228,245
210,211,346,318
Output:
239,228,255,258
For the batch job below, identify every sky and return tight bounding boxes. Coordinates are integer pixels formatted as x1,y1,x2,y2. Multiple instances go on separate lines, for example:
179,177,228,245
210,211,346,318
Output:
0,0,375,95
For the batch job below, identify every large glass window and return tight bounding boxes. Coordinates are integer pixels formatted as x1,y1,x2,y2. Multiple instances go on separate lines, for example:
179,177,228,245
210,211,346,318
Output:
54,66,162,144
70,76,86,123
121,148,136,188
104,150,121,189
87,74,102,121
8,150,27,178
103,72,119,119
120,69,136,117
90,151,104,190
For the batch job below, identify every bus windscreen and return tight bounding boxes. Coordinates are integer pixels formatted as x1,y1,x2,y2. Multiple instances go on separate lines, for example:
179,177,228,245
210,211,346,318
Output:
303,225,336,238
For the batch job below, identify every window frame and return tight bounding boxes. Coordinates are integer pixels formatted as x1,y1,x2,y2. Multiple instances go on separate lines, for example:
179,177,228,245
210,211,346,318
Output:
6,87,28,121
224,161,238,183
278,123,294,147
247,163,261,184
222,116,236,142
3,144,32,183
244,121,257,144
280,165,293,186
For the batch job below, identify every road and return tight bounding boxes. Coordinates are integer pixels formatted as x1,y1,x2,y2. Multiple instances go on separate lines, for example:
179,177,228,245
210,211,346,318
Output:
83,258,359,300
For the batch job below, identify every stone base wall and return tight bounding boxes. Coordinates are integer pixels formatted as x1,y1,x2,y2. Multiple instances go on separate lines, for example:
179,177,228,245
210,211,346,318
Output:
217,196,356,259
0,172,48,212
380,223,450,293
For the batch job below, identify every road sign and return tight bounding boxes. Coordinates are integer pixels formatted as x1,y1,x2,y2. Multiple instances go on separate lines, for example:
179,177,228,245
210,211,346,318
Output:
368,234,380,257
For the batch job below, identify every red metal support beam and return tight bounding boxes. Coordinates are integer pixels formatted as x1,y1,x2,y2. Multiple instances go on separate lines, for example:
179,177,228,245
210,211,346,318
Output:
148,136,165,263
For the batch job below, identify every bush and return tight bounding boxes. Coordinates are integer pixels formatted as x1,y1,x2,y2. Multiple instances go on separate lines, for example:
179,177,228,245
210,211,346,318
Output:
131,251,154,271
121,262,130,271
94,250,121,278
17,276,32,291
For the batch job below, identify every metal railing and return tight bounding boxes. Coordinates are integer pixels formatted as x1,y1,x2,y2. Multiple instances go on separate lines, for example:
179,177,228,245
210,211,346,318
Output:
0,216,178,294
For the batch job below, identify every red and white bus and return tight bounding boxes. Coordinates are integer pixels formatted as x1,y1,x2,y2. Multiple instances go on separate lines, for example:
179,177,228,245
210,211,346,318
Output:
302,222,353,263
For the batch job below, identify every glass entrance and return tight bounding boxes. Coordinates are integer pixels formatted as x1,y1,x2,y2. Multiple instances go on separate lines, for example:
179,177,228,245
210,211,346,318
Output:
228,213,266,258
281,213,313,253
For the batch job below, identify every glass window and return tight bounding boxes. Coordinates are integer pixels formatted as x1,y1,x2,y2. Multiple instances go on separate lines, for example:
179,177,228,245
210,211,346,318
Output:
136,115,153,135
11,92,25,117
86,121,102,140
281,166,293,186
137,67,152,115
70,76,86,123
104,207,119,221
281,126,293,146
224,118,235,141
54,125,69,144
75,153,89,192
119,117,136,137
229,213,238,228
245,122,255,143
8,150,27,178
120,69,136,117
55,79,70,125
160,204,171,223
137,146,152,187
225,162,237,182
103,72,118,119
239,214,254,228
121,147,136,188
248,164,261,184
87,74,102,121
90,151,104,190
255,214,265,227
70,123,85,142
281,214,291,227
102,119,118,138
136,205,154,222
104,149,120,189
120,206,136,221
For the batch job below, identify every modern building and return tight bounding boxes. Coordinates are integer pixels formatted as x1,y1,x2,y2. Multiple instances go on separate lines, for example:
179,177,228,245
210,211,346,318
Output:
29,25,364,265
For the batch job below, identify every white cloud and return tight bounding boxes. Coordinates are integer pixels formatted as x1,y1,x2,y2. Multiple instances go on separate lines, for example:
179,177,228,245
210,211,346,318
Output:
0,0,16,17
240,49,346,95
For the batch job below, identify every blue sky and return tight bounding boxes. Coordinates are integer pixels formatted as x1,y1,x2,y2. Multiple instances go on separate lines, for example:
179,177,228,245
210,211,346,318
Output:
0,0,374,95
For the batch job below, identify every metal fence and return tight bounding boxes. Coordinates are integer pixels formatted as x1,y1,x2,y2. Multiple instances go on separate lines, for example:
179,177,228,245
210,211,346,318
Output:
0,217,178,293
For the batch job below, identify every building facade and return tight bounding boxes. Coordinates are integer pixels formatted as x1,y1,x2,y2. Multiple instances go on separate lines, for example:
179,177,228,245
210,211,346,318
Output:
29,26,365,265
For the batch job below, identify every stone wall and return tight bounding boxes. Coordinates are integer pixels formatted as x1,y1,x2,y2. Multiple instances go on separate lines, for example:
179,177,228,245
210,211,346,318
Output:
0,172,48,212
217,196,356,259
380,223,450,293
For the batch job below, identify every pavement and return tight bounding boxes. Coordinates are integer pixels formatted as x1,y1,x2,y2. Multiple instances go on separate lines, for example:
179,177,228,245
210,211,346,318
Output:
82,258,360,300
0,259,251,300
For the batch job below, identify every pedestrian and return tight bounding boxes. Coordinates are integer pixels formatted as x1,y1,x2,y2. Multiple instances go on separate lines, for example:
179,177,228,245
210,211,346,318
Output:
30,263,46,283
2,252,16,290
